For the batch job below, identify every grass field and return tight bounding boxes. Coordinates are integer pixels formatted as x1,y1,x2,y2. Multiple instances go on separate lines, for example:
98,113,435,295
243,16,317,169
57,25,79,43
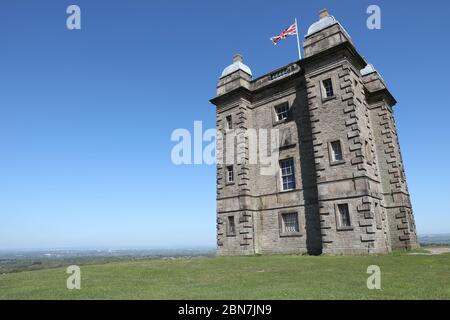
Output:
0,251,449,299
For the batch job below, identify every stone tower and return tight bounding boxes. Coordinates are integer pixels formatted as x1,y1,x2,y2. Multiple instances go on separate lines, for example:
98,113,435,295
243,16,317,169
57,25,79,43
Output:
210,10,418,255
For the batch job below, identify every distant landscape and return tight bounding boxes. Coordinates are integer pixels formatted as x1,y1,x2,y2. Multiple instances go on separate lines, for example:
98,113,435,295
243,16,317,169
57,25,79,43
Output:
418,233,450,245
1,233,449,275
0,248,215,274
1,249,449,299
0,234,449,299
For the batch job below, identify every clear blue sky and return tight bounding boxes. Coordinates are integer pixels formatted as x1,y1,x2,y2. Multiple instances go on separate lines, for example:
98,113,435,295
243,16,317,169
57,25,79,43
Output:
0,0,449,249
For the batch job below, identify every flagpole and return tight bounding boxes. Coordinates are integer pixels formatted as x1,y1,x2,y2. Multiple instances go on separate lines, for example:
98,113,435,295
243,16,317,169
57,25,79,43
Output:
295,18,302,60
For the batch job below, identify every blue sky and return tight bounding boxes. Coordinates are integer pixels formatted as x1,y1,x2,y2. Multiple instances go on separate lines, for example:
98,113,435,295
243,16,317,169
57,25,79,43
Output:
0,0,449,249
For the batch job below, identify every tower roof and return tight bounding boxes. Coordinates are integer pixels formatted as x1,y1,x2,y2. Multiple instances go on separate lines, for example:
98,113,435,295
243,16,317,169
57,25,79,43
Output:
360,63,377,76
220,54,252,78
306,9,351,39
361,63,385,82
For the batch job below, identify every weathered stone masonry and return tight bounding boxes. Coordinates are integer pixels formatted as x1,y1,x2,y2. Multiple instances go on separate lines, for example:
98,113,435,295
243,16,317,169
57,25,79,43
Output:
210,10,418,255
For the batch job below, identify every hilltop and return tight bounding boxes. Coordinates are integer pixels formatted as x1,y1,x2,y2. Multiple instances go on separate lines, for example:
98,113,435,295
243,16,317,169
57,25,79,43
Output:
0,250,449,299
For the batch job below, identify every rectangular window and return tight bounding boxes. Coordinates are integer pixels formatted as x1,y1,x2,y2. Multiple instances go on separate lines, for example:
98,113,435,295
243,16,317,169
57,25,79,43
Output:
226,166,234,183
365,140,372,163
281,212,299,233
330,141,343,162
227,216,236,236
226,115,232,130
407,211,414,232
280,158,296,191
275,103,289,122
322,78,334,98
338,204,351,227
375,203,382,229
399,165,406,181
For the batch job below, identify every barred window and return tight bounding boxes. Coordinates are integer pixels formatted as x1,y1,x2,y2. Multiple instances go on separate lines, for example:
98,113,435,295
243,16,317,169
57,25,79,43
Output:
226,166,234,183
280,158,296,191
338,204,351,227
399,164,406,181
281,212,299,233
227,216,236,235
330,141,343,162
375,203,382,229
226,115,232,130
407,211,414,232
322,78,334,98
365,140,373,163
275,103,289,121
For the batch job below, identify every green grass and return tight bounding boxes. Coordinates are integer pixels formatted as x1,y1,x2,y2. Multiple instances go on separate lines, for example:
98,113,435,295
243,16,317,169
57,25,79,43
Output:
1,252,449,299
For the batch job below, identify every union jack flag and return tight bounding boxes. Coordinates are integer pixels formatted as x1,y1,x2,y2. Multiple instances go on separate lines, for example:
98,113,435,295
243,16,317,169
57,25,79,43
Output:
270,22,297,45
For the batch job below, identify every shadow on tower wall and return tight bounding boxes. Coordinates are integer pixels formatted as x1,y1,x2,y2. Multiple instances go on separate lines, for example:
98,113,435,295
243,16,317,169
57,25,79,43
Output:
293,75,322,255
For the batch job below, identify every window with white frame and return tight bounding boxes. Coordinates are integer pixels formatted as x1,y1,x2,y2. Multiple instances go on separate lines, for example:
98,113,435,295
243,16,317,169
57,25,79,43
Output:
226,166,234,183
225,115,232,130
227,216,236,235
275,103,289,122
281,212,299,233
322,78,334,98
330,140,343,162
280,158,296,191
338,204,351,227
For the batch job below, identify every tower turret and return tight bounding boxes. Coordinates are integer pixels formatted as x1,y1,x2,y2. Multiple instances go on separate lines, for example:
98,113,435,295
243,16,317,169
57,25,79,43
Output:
303,9,353,58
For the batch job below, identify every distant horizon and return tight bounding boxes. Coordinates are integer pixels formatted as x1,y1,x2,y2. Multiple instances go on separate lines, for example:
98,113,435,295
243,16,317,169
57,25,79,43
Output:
0,245,216,253
1,232,450,252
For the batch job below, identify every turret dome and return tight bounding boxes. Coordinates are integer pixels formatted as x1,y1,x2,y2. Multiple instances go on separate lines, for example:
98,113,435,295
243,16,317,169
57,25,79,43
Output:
307,10,337,36
220,54,252,78
306,9,351,39
361,63,385,82
360,64,377,76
